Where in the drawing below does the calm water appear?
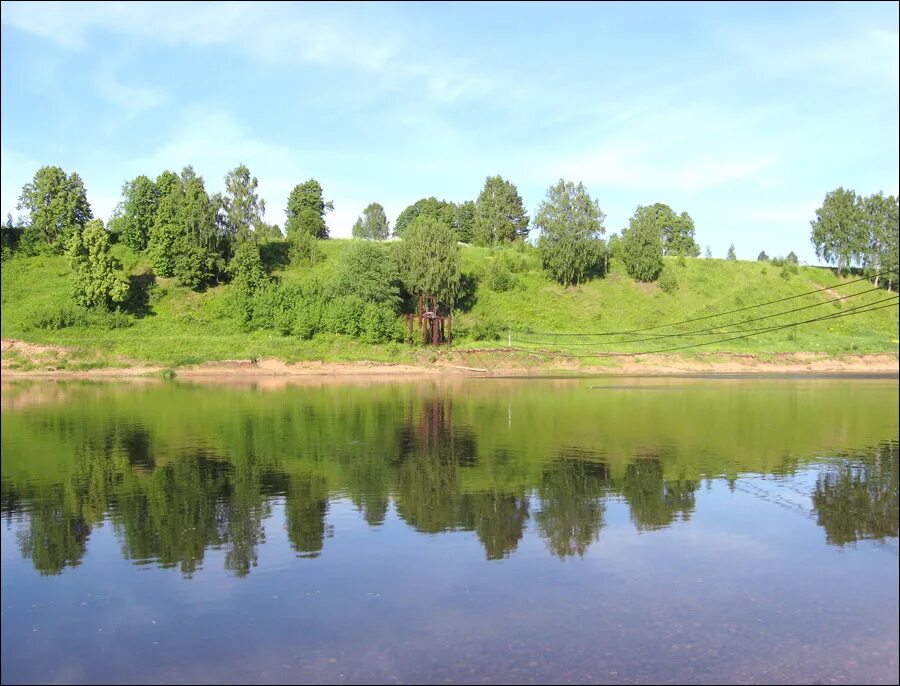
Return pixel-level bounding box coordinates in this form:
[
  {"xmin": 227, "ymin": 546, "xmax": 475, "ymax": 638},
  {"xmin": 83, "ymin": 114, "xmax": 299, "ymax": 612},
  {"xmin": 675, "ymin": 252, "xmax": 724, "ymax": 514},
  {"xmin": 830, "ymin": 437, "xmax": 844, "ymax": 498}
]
[{"xmin": 1, "ymin": 376, "xmax": 898, "ymax": 685}]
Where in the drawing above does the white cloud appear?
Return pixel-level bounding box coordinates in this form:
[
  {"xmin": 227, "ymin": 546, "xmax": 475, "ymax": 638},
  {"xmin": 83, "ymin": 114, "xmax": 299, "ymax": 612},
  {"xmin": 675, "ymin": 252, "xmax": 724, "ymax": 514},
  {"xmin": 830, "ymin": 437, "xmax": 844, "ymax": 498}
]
[
  {"xmin": 95, "ymin": 74, "xmax": 167, "ymax": 117},
  {"xmin": 1, "ymin": 2, "xmax": 494, "ymax": 105}
]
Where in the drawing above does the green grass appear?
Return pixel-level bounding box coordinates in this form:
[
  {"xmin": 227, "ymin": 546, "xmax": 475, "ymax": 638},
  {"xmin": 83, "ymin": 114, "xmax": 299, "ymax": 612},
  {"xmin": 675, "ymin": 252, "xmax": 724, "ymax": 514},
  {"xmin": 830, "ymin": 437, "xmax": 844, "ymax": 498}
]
[{"xmin": 2, "ymin": 239, "xmax": 897, "ymax": 369}]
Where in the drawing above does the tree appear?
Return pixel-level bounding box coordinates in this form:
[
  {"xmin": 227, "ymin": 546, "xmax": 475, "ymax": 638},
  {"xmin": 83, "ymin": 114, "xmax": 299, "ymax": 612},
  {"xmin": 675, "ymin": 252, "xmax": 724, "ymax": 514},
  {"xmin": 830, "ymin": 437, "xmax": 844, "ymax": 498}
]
[
  {"xmin": 620, "ymin": 205, "xmax": 664, "ymax": 282},
  {"xmin": 224, "ymin": 164, "xmax": 266, "ymax": 245},
  {"xmin": 120, "ymin": 175, "xmax": 159, "ymax": 251},
  {"xmin": 394, "ymin": 216, "xmax": 461, "ymax": 305},
  {"xmin": 636, "ymin": 203, "xmax": 699, "ymax": 257},
  {"xmin": 473, "ymin": 175, "xmax": 529, "ymax": 246},
  {"xmin": 285, "ymin": 179, "xmax": 332, "ymax": 239},
  {"xmin": 727, "ymin": 243, "xmax": 737, "ymax": 260},
  {"xmin": 393, "ymin": 197, "xmax": 456, "ymax": 238},
  {"xmin": 17, "ymin": 166, "xmax": 92, "ymax": 253},
  {"xmin": 65, "ymin": 219, "xmax": 128, "ymax": 309},
  {"xmin": 861, "ymin": 193, "xmax": 899, "ymax": 288},
  {"xmin": 351, "ymin": 202, "xmax": 390, "ymax": 240},
  {"xmin": 705, "ymin": 245, "xmax": 712, "ymax": 259},
  {"xmin": 453, "ymin": 200, "xmax": 476, "ymax": 244},
  {"xmin": 757, "ymin": 251, "xmax": 769, "ymax": 261},
  {"xmin": 228, "ymin": 239, "xmax": 267, "ymax": 294},
  {"xmin": 810, "ymin": 187, "xmax": 866, "ymax": 275},
  {"xmin": 786, "ymin": 251, "xmax": 799, "ymax": 264},
  {"xmin": 535, "ymin": 179, "xmax": 606, "ymax": 286},
  {"xmin": 147, "ymin": 170, "xmax": 185, "ymax": 277},
  {"xmin": 179, "ymin": 166, "xmax": 218, "ymax": 252}
]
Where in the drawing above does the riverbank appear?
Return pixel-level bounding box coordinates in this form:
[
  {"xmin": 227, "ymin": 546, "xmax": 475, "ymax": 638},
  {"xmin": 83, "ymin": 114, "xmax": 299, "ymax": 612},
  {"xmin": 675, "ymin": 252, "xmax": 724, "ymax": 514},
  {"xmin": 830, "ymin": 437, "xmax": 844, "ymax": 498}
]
[{"xmin": 3, "ymin": 338, "xmax": 897, "ymax": 378}]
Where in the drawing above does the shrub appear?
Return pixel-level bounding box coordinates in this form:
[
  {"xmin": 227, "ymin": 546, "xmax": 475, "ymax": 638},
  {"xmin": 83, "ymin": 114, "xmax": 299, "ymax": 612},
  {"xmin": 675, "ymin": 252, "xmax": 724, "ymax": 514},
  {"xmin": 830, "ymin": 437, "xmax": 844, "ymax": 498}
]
[
  {"xmin": 472, "ymin": 320, "xmax": 502, "ymax": 341},
  {"xmin": 331, "ymin": 241, "xmax": 401, "ymax": 308},
  {"xmin": 486, "ymin": 258, "xmax": 516, "ymax": 292},
  {"xmin": 174, "ymin": 244, "xmax": 216, "ymax": 290},
  {"xmin": 658, "ymin": 268, "xmax": 679, "ymax": 294},
  {"xmin": 322, "ymin": 295, "xmax": 366, "ymax": 337},
  {"xmin": 289, "ymin": 231, "xmax": 320, "ymax": 266},
  {"xmin": 360, "ymin": 303, "xmax": 404, "ymax": 343}
]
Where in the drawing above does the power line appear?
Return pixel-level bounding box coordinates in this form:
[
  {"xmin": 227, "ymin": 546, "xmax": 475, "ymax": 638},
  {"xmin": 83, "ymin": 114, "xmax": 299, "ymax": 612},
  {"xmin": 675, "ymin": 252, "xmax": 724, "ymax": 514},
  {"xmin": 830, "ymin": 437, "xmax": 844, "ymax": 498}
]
[
  {"xmin": 512, "ymin": 269, "xmax": 898, "ymax": 337},
  {"xmin": 504, "ymin": 296, "xmax": 899, "ymax": 358},
  {"xmin": 516, "ymin": 286, "xmax": 891, "ymax": 345}
]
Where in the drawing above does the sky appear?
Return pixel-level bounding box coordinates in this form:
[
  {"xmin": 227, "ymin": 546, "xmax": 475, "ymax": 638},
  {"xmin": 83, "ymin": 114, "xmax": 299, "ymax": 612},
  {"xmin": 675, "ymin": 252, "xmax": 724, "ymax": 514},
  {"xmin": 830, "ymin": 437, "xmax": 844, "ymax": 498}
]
[{"xmin": 1, "ymin": 1, "xmax": 897, "ymax": 263}]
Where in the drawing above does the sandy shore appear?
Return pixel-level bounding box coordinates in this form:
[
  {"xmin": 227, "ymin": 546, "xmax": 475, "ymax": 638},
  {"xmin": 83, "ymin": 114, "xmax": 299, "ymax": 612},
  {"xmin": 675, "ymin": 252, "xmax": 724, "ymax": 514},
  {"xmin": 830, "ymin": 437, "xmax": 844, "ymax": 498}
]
[{"xmin": 2, "ymin": 338, "xmax": 897, "ymax": 380}]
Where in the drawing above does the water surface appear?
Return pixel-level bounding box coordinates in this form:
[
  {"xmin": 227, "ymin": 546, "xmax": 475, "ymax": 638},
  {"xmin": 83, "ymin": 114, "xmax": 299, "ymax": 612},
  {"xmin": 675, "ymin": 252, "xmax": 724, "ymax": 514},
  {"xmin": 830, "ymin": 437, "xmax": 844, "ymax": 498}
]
[{"xmin": 2, "ymin": 376, "xmax": 898, "ymax": 684}]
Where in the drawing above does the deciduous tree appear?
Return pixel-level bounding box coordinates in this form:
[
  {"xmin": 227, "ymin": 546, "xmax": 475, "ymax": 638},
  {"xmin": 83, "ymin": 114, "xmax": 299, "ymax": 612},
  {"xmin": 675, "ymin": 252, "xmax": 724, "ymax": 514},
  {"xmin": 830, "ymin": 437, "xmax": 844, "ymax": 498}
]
[
  {"xmin": 473, "ymin": 175, "xmax": 529, "ymax": 246},
  {"xmin": 535, "ymin": 179, "xmax": 605, "ymax": 286},
  {"xmin": 66, "ymin": 219, "xmax": 128, "ymax": 309},
  {"xmin": 620, "ymin": 205, "xmax": 664, "ymax": 282},
  {"xmin": 17, "ymin": 166, "xmax": 92, "ymax": 253}
]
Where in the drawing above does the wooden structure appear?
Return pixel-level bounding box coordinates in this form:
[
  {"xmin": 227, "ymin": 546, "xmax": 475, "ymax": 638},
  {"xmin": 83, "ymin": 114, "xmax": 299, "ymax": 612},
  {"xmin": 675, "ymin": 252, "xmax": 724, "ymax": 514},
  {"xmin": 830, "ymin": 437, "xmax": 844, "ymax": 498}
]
[{"xmin": 406, "ymin": 294, "xmax": 452, "ymax": 345}]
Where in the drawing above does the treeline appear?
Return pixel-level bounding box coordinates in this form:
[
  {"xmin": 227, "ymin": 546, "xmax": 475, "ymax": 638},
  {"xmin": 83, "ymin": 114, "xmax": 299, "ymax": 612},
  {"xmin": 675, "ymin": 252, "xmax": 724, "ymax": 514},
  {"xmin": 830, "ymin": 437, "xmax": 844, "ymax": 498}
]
[{"xmin": 2, "ymin": 165, "xmax": 896, "ymax": 342}]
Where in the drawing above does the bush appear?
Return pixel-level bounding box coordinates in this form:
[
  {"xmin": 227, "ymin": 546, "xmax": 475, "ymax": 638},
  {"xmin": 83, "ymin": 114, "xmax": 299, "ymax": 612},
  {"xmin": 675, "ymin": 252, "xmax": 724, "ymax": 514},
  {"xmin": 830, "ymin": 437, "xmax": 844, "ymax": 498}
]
[
  {"xmin": 331, "ymin": 241, "xmax": 401, "ymax": 308},
  {"xmin": 23, "ymin": 302, "xmax": 132, "ymax": 331},
  {"xmin": 472, "ymin": 320, "xmax": 502, "ymax": 341},
  {"xmin": 321, "ymin": 295, "xmax": 366, "ymax": 337},
  {"xmin": 174, "ymin": 244, "xmax": 216, "ymax": 290},
  {"xmin": 360, "ymin": 303, "xmax": 404, "ymax": 343},
  {"xmin": 289, "ymin": 232, "xmax": 320, "ymax": 266},
  {"xmin": 780, "ymin": 263, "xmax": 798, "ymax": 280},
  {"xmin": 250, "ymin": 283, "xmax": 296, "ymax": 335},
  {"xmin": 658, "ymin": 268, "xmax": 679, "ymax": 294},
  {"xmin": 486, "ymin": 258, "xmax": 516, "ymax": 292}
]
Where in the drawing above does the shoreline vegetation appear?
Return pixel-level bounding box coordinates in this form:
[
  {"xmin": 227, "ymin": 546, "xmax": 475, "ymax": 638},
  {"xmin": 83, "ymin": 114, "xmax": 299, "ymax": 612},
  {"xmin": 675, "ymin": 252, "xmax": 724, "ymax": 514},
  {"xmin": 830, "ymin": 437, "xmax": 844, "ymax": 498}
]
[{"xmin": 3, "ymin": 168, "xmax": 897, "ymax": 375}]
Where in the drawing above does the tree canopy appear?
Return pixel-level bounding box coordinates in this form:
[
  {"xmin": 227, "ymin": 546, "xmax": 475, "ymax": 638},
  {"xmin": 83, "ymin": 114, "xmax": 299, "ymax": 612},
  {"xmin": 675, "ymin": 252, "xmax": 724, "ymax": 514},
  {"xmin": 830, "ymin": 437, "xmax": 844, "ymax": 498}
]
[
  {"xmin": 394, "ymin": 215, "xmax": 461, "ymax": 305},
  {"xmin": 286, "ymin": 179, "xmax": 333, "ymax": 240},
  {"xmin": 66, "ymin": 219, "xmax": 128, "ymax": 309},
  {"xmin": 535, "ymin": 179, "xmax": 606, "ymax": 286},
  {"xmin": 17, "ymin": 166, "xmax": 92, "ymax": 253},
  {"xmin": 620, "ymin": 205, "xmax": 665, "ymax": 282},
  {"xmin": 224, "ymin": 164, "xmax": 266, "ymax": 244},
  {"xmin": 635, "ymin": 203, "xmax": 700, "ymax": 257},
  {"xmin": 351, "ymin": 202, "xmax": 390, "ymax": 240},
  {"xmin": 473, "ymin": 175, "xmax": 529, "ymax": 246},
  {"xmin": 393, "ymin": 197, "xmax": 456, "ymax": 238}
]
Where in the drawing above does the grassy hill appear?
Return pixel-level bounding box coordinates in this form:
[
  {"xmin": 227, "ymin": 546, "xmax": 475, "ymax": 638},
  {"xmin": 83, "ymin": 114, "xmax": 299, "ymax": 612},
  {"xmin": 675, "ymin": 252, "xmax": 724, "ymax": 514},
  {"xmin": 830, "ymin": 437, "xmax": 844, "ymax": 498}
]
[{"xmin": 1, "ymin": 239, "xmax": 897, "ymax": 370}]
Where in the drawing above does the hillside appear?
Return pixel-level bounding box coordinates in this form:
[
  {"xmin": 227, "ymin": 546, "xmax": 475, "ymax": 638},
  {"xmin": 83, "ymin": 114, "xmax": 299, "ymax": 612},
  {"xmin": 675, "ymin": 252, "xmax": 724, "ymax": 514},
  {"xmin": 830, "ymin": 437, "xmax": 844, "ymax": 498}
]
[{"xmin": 1, "ymin": 239, "xmax": 898, "ymax": 372}]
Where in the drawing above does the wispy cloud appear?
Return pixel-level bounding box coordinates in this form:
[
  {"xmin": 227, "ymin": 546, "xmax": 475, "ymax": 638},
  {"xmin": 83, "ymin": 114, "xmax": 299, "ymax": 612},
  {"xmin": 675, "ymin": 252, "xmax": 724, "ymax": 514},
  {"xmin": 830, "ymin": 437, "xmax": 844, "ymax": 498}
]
[
  {"xmin": 1, "ymin": 2, "xmax": 496, "ymax": 105},
  {"xmin": 95, "ymin": 74, "xmax": 167, "ymax": 118}
]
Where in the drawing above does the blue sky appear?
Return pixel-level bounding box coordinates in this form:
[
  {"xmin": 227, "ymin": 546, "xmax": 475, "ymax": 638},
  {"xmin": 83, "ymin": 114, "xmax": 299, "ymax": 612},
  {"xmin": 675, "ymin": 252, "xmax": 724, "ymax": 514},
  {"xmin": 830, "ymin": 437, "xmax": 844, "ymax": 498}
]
[{"xmin": 1, "ymin": 1, "xmax": 897, "ymax": 262}]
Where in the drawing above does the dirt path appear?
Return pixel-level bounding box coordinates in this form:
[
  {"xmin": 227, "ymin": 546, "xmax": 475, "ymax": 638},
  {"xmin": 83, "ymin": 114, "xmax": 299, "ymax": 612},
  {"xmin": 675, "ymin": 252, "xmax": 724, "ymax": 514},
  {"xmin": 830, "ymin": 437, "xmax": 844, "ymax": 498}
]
[{"xmin": 2, "ymin": 338, "xmax": 897, "ymax": 379}]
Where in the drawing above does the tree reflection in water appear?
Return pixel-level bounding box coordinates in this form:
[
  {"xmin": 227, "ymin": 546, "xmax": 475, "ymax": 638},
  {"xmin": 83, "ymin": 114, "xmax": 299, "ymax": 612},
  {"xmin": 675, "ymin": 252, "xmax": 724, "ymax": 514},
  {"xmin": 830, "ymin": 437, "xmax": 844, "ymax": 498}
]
[{"xmin": 2, "ymin": 385, "xmax": 896, "ymax": 576}]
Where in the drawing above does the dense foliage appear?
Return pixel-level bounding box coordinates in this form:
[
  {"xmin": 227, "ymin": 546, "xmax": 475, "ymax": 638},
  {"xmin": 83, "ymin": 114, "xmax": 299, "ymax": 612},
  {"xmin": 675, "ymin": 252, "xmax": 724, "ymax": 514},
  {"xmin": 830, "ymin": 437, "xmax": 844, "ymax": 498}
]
[
  {"xmin": 811, "ymin": 187, "xmax": 899, "ymax": 286},
  {"xmin": 394, "ymin": 216, "xmax": 462, "ymax": 305},
  {"xmin": 535, "ymin": 180, "xmax": 605, "ymax": 286},
  {"xmin": 351, "ymin": 202, "xmax": 390, "ymax": 240},
  {"xmin": 620, "ymin": 205, "xmax": 665, "ymax": 282},
  {"xmin": 473, "ymin": 175, "xmax": 529, "ymax": 246},
  {"xmin": 16, "ymin": 166, "xmax": 92, "ymax": 254},
  {"xmin": 65, "ymin": 219, "xmax": 128, "ymax": 309}
]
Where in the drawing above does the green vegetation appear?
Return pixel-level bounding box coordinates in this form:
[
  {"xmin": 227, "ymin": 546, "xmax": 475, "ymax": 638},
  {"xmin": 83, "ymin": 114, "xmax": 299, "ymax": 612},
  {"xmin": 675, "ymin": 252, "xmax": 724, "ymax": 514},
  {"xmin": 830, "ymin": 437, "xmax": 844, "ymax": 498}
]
[
  {"xmin": 2, "ymin": 165, "xmax": 897, "ymax": 369},
  {"xmin": 811, "ymin": 188, "xmax": 899, "ymax": 287},
  {"xmin": 2, "ymin": 240, "xmax": 898, "ymax": 368},
  {"xmin": 535, "ymin": 179, "xmax": 605, "ymax": 286},
  {"xmin": 473, "ymin": 175, "xmax": 529, "ymax": 246},
  {"xmin": 351, "ymin": 202, "xmax": 390, "ymax": 240}
]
